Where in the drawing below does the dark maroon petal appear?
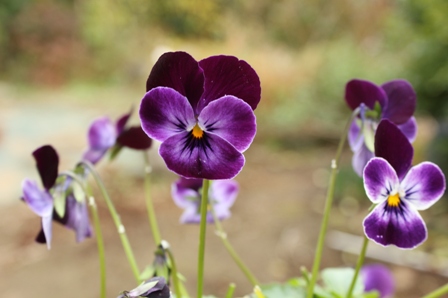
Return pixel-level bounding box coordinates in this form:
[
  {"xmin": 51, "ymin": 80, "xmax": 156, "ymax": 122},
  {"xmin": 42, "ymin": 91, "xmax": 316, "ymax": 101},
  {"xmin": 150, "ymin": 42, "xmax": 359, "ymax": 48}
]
[
  {"xmin": 345, "ymin": 79, "xmax": 387, "ymax": 111},
  {"xmin": 159, "ymin": 132, "xmax": 245, "ymax": 180},
  {"xmin": 146, "ymin": 52, "xmax": 204, "ymax": 111},
  {"xmin": 375, "ymin": 119, "xmax": 413, "ymax": 181},
  {"xmin": 117, "ymin": 126, "xmax": 152, "ymax": 150},
  {"xmin": 197, "ymin": 55, "xmax": 261, "ymax": 112},
  {"xmin": 381, "ymin": 79, "xmax": 416, "ymax": 125},
  {"xmin": 116, "ymin": 108, "xmax": 133, "ymax": 134},
  {"xmin": 32, "ymin": 145, "xmax": 59, "ymax": 190}
]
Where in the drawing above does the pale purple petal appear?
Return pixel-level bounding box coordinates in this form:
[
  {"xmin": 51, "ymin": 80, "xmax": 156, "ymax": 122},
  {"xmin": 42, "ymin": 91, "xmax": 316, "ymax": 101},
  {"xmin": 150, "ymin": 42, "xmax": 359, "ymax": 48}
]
[
  {"xmin": 352, "ymin": 143, "xmax": 374, "ymax": 177},
  {"xmin": 171, "ymin": 179, "xmax": 200, "ymax": 209},
  {"xmin": 82, "ymin": 149, "xmax": 108, "ymax": 165},
  {"xmin": 363, "ymin": 158, "xmax": 399, "ymax": 204},
  {"xmin": 65, "ymin": 196, "xmax": 93, "ymax": 243},
  {"xmin": 345, "ymin": 79, "xmax": 387, "ymax": 111},
  {"xmin": 22, "ymin": 179, "xmax": 53, "ymax": 217},
  {"xmin": 86, "ymin": 117, "xmax": 116, "ymax": 150},
  {"xmin": 42, "ymin": 215, "xmax": 53, "ymax": 249},
  {"xmin": 361, "ymin": 264, "xmax": 394, "ymax": 298},
  {"xmin": 197, "ymin": 55, "xmax": 261, "ymax": 112},
  {"xmin": 397, "ymin": 116, "xmax": 417, "ymax": 143},
  {"xmin": 401, "ymin": 162, "xmax": 446, "ymax": 210},
  {"xmin": 32, "ymin": 145, "xmax": 59, "ymax": 190},
  {"xmin": 198, "ymin": 96, "xmax": 256, "ymax": 152},
  {"xmin": 348, "ymin": 120, "xmax": 363, "ymax": 152},
  {"xmin": 180, "ymin": 205, "xmax": 201, "ymax": 224},
  {"xmin": 159, "ymin": 132, "xmax": 245, "ymax": 180},
  {"xmin": 211, "ymin": 180, "xmax": 238, "ymax": 209},
  {"xmin": 363, "ymin": 200, "xmax": 427, "ymax": 249},
  {"xmin": 140, "ymin": 87, "xmax": 196, "ymax": 142},
  {"xmin": 381, "ymin": 79, "xmax": 416, "ymax": 125}
]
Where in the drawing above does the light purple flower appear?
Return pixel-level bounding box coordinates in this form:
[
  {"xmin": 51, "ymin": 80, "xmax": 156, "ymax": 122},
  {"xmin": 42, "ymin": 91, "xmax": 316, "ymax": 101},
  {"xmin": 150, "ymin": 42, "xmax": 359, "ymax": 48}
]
[
  {"xmin": 83, "ymin": 110, "xmax": 152, "ymax": 164},
  {"xmin": 361, "ymin": 264, "xmax": 394, "ymax": 298},
  {"xmin": 346, "ymin": 79, "xmax": 417, "ymax": 176},
  {"xmin": 140, "ymin": 51, "xmax": 260, "ymax": 180},
  {"xmin": 363, "ymin": 120, "xmax": 445, "ymax": 249},
  {"xmin": 171, "ymin": 177, "xmax": 238, "ymax": 224},
  {"xmin": 117, "ymin": 277, "xmax": 170, "ymax": 298}
]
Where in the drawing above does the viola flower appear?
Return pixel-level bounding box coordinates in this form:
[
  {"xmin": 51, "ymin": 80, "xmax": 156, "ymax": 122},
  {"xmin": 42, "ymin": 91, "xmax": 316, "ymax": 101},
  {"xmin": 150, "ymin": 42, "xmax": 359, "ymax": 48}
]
[
  {"xmin": 117, "ymin": 277, "xmax": 170, "ymax": 298},
  {"xmin": 83, "ymin": 109, "xmax": 152, "ymax": 164},
  {"xmin": 171, "ymin": 177, "xmax": 238, "ymax": 224},
  {"xmin": 140, "ymin": 51, "xmax": 260, "ymax": 179},
  {"xmin": 345, "ymin": 79, "xmax": 417, "ymax": 176},
  {"xmin": 363, "ymin": 120, "xmax": 445, "ymax": 249},
  {"xmin": 361, "ymin": 264, "xmax": 394, "ymax": 298}
]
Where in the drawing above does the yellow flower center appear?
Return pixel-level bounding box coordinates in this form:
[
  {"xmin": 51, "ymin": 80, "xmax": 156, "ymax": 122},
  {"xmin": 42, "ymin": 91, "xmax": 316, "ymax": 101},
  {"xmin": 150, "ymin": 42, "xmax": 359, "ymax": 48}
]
[
  {"xmin": 192, "ymin": 123, "xmax": 204, "ymax": 139},
  {"xmin": 387, "ymin": 193, "xmax": 400, "ymax": 207}
]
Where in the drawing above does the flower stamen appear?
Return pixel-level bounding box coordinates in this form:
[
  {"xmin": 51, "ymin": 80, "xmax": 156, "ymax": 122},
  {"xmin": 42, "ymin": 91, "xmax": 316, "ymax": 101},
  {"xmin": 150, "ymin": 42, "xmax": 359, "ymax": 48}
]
[
  {"xmin": 192, "ymin": 123, "xmax": 204, "ymax": 139},
  {"xmin": 387, "ymin": 193, "xmax": 400, "ymax": 207}
]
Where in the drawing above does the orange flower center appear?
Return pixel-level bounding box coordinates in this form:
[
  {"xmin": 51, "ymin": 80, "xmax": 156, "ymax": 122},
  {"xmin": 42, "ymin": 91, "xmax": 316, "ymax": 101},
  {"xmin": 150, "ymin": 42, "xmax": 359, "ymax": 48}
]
[
  {"xmin": 192, "ymin": 123, "xmax": 204, "ymax": 139},
  {"xmin": 387, "ymin": 193, "xmax": 400, "ymax": 207}
]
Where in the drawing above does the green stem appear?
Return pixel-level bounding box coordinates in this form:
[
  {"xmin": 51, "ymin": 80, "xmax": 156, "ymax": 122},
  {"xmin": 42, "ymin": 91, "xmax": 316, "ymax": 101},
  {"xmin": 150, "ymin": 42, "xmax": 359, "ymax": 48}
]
[
  {"xmin": 143, "ymin": 152, "xmax": 162, "ymax": 245},
  {"xmin": 422, "ymin": 284, "xmax": 448, "ymax": 298},
  {"xmin": 346, "ymin": 236, "xmax": 369, "ymax": 298},
  {"xmin": 225, "ymin": 283, "xmax": 236, "ymax": 298},
  {"xmin": 210, "ymin": 200, "xmax": 260, "ymax": 286},
  {"xmin": 197, "ymin": 179, "xmax": 210, "ymax": 298},
  {"xmin": 80, "ymin": 161, "xmax": 141, "ymax": 283},
  {"xmin": 88, "ymin": 196, "xmax": 107, "ymax": 298},
  {"xmin": 165, "ymin": 242, "xmax": 182, "ymax": 298},
  {"xmin": 307, "ymin": 108, "xmax": 360, "ymax": 298}
]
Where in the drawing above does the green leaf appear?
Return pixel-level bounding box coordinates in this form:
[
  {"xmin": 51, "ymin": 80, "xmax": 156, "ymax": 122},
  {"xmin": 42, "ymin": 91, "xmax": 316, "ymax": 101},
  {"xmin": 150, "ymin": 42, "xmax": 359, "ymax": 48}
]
[
  {"xmin": 53, "ymin": 187, "xmax": 67, "ymax": 218},
  {"xmin": 72, "ymin": 181, "xmax": 85, "ymax": 203},
  {"xmin": 321, "ymin": 268, "xmax": 364, "ymax": 298},
  {"xmin": 139, "ymin": 265, "xmax": 155, "ymax": 280},
  {"xmin": 362, "ymin": 124, "xmax": 375, "ymax": 152},
  {"xmin": 256, "ymin": 279, "xmax": 307, "ymax": 298}
]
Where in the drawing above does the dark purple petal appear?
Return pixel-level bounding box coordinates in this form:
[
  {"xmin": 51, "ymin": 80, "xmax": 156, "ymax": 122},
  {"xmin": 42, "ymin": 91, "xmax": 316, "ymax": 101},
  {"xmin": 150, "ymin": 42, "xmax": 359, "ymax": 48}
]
[
  {"xmin": 32, "ymin": 145, "xmax": 59, "ymax": 190},
  {"xmin": 197, "ymin": 55, "xmax": 261, "ymax": 112},
  {"xmin": 397, "ymin": 116, "xmax": 417, "ymax": 143},
  {"xmin": 401, "ymin": 162, "xmax": 446, "ymax": 210},
  {"xmin": 140, "ymin": 87, "xmax": 196, "ymax": 142},
  {"xmin": 363, "ymin": 200, "xmax": 427, "ymax": 249},
  {"xmin": 363, "ymin": 158, "xmax": 399, "ymax": 204},
  {"xmin": 159, "ymin": 132, "xmax": 245, "ymax": 179},
  {"xmin": 348, "ymin": 120, "xmax": 363, "ymax": 152},
  {"xmin": 352, "ymin": 143, "xmax": 374, "ymax": 177},
  {"xmin": 381, "ymin": 79, "xmax": 416, "ymax": 125},
  {"xmin": 146, "ymin": 51, "xmax": 204, "ymax": 111},
  {"xmin": 375, "ymin": 119, "xmax": 413, "ymax": 180},
  {"xmin": 116, "ymin": 108, "xmax": 133, "ymax": 134},
  {"xmin": 361, "ymin": 264, "xmax": 394, "ymax": 298},
  {"xmin": 22, "ymin": 179, "xmax": 53, "ymax": 217},
  {"xmin": 117, "ymin": 126, "xmax": 153, "ymax": 150},
  {"xmin": 345, "ymin": 79, "xmax": 387, "ymax": 111},
  {"xmin": 198, "ymin": 96, "xmax": 257, "ymax": 152},
  {"xmin": 65, "ymin": 196, "xmax": 93, "ymax": 243}
]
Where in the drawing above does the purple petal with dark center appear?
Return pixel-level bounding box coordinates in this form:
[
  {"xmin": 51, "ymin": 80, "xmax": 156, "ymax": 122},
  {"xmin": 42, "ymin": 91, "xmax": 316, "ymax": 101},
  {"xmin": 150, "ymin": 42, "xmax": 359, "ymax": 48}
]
[
  {"xmin": 381, "ymin": 79, "xmax": 416, "ymax": 125},
  {"xmin": 197, "ymin": 55, "xmax": 261, "ymax": 112},
  {"xmin": 352, "ymin": 143, "xmax": 374, "ymax": 177},
  {"xmin": 146, "ymin": 51, "xmax": 204, "ymax": 111},
  {"xmin": 363, "ymin": 200, "xmax": 427, "ymax": 249},
  {"xmin": 363, "ymin": 158, "xmax": 399, "ymax": 204},
  {"xmin": 159, "ymin": 132, "xmax": 245, "ymax": 179},
  {"xmin": 140, "ymin": 87, "xmax": 196, "ymax": 142},
  {"xmin": 32, "ymin": 145, "xmax": 59, "ymax": 190},
  {"xmin": 198, "ymin": 96, "xmax": 256, "ymax": 152},
  {"xmin": 345, "ymin": 79, "xmax": 387, "ymax": 111},
  {"xmin": 397, "ymin": 116, "xmax": 417, "ymax": 143},
  {"xmin": 348, "ymin": 120, "xmax": 363, "ymax": 152},
  {"xmin": 374, "ymin": 119, "xmax": 413, "ymax": 180},
  {"xmin": 117, "ymin": 126, "xmax": 152, "ymax": 150},
  {"xmin": 361, "ymin": 264, "xmax": 394, "ymax": 298},
  {"xmin": 65, "ymin": 196, "xmax": 93, "ymax": 242},
  {"xmin": 401, "ymin": 162, "xmax": 446, "ymax": 210},
  {"xmin": 116, "ymin": 108, "xmax": 133, "ymax": 134},
  {"xmin": 22, "ymin": 179, "xmax": 53, "ymax": 217}
]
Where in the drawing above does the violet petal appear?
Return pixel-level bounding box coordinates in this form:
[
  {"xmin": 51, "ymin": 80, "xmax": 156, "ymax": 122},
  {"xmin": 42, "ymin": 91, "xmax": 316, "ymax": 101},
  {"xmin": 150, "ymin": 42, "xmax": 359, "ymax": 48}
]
[
  {"xmin": 117, "ymin": 126, "xmax": 152, "ymax": 150},
  {"xmin": 397, "ymin": 116, "xmax": 417, "ymax": 143},
  {"xmin": 345, "ymin": 79, "xmax": 387, "ymax": 111},
  {"xmin": 381, "ymin": 79, "xmax": 416, "ymax": 125},
  {"xmin": 171, "ymin": 179, "xmax": 200, "ymax": 209},
  {"xmin": 42, "ymin": 215, "xmax": 53, "ymax": 249},
  {"xmin": 352, "ymin": 143, "xmax": 374, "ymax": 177},
  {"xmin": 348, "ymin": 120, "xmax": 363, "ymax": 152},
  {"xmin": 32, "ymin": 145, "xmax": 59, "ymax": 190},
  {"xmin": 22, "ymin": 179, "xmax": 54, "ymax": 217},
  {"xmin": 361, "ymin": 264, "xmax": 394, "ymax": 298},
  {"xmin": 401, "ymin": 162, "xmax": 446, "ymax": 210},
  {"xmin": 65, "ymin": 196, "xmax": 93, "ymax": 243},
  {"xmin": 363, "ymin": 158, "xmax": 399, "ymax": 204}
]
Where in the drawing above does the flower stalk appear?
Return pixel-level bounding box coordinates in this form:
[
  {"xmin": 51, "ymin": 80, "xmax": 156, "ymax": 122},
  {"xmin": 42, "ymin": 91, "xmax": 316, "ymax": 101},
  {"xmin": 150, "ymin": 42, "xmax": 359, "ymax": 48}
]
[
  {"xmin": 422, "ymin": 284, "xmax": 448, "ymax": 298},
  {"xmin": 164, "ymin": 242, "xmax": 183, "ymax": 298},
  {"xmin": 89, "ymin": 196, "xmax": 107, "ymax": 298},
  {"xmin": 197, "ymin": 179, "xmax": 210, "ymax": 298},
  {"xmin": 346, "ymin": 236, "xmax": 369, "ymax": 298},
  {"xmin": 143, "ymin": 151, "xmax": 162, "ymax": 245}
]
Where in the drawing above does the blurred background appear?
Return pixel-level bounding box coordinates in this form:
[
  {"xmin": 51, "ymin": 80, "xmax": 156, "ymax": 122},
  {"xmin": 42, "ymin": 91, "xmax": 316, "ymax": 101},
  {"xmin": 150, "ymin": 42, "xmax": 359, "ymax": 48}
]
[{"xmin": 1, "ymin": 0, "xmax": 448, "ymax": 297}]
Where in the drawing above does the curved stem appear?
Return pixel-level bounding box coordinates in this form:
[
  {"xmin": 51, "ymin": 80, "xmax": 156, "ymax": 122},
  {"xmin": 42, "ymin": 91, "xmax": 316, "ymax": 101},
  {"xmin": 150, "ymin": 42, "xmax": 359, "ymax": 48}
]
[
  {"xmin": 422, "ymin": 284, "xmax": 448, "ymax": 298},
  {"xmin": 225, "ymin": 283, "xmax": 236, "ymax": 298},
  {"xmin": 197, "ymin": 179, "xmax": 210, "ymax": 298},
  {"xmin": 79, "ymin": 161, "xmax": 141, "ymax": 283},
  {"xmin": 307, "ymin": 108, "xmax": 360, "ymax": 298},
  {"xmin": 143, "ymin": 152, "xmax": 162, "ymax": 245},
  {"xmin": 165, "ymin": 243, "xmax": 182, "ymax": 298},
  {"xmin": 89, "ymin": 196, "xmax": 107, "ymax": 298},
  {"xmin": 346, "ymin": 236, "xmax": 369, "ymax": 298}
]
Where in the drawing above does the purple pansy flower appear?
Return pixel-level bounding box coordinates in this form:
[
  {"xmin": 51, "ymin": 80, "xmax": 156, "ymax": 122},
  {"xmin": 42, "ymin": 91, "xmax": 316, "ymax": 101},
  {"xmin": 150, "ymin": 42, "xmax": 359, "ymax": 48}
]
[
  {"xmin": 361, "ymin": 264, "xmax": 394, "ymax": 298},
  {"xmin": 22, "ymin": 145, "xmax": 92, "ymax": 248},
  {"xmin": 171, "ymin": 177, "xmax": 238, "ymax": 224},
  {"xmin": 363, "ymin": 120, "xmax": 445, "ymax": 249},
  {"xmin": 345, "ymin": 79, "xmax": 417, "ymax": 176},
  {"xmin": 140, "ymin": 51, "xmax": 260, "ymax": 180},
  {"xmin": 83, "ymin": 109, "xmax": 152, "ymax": 164},
  {"xmin": 117, "ymin": 277, "xmax": 170, "ymax": 298}
]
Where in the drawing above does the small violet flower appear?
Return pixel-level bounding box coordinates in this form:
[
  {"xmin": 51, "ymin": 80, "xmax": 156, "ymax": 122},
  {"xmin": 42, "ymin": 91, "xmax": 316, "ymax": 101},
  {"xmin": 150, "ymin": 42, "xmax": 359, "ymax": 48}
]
[
  {"xmin": 171, "ymin": 177, "xmax": 238, "ymax": 224},
  {"xmin": 361, "ymin": 264, "xmax": 394, "ymax": 298},
  {"xmin": 22, "ymin": 145, "xmax": 92, "ymax": 248},
  {"xmin": 140, "ymin": 51, "xmax": 261, "ymax": 180},
  {"xmin": 345, "ymin": 79, "xmax": 417, "ymax": 176},
  {"xmin": 117, "ymin": 277, "xmax": 170, "ymax": 298},
  {"xmin": 83, "ymin": 109, "xmax": 152, "ymax": 164},
  {"xmin": 363, "ymin": 120, "xmax": 445, "ymax": 249}
]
